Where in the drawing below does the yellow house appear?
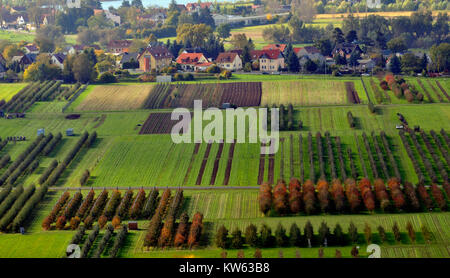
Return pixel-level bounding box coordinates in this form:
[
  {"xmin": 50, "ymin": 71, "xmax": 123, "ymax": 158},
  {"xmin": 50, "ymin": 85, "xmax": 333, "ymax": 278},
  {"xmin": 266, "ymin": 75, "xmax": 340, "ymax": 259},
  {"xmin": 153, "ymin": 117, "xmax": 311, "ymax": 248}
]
[
  {"xmin": 259, "ymin": 49, "xmax": 285, "ymax": 72},
  {"xmin": 137, "ymin": 44, "xmax": 173, "ymax": 72}
]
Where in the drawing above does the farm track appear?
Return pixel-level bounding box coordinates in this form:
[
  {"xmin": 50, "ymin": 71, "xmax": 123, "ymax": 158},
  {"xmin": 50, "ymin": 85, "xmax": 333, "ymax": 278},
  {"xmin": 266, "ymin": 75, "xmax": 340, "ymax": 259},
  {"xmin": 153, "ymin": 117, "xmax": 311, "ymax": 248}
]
[
  {"xmin": 195, "ymin": 143, "xmax": 212, "ymax": 185},
  {"xmin": 345, "ymin": 82, "xmax": 361, "ymax": 104},
  {"xmin": 182, "ymin": 143, "xmax": 201, "ymax": 185},
  {"xmin": 209, "ymin": 143, "xmax": 224, "ymax": 185},
  {"xmin": 257, "ymin": 153, "xmax": 265, "ymax": 185},
  {"xmin": 435, "ymin": 81, "xmax": 450, "ymax": 102},
  {"xmin": 223, "ymin": 143, "xmax": 236, "ymax": 185}
]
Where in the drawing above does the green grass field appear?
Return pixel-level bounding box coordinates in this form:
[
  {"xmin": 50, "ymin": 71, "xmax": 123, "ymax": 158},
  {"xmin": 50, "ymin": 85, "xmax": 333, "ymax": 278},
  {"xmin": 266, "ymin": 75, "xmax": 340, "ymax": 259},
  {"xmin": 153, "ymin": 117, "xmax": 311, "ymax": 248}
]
[{"xmin": 0, "ymin": 83, "xmax": 28, "ymax": 102}]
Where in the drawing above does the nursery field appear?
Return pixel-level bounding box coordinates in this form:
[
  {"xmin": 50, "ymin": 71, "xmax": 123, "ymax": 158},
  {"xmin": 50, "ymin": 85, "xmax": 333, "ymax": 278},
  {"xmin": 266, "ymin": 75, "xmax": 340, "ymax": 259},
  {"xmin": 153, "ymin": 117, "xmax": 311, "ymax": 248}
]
[
  {"xmin": 75, "ymin": 84, "xmax": 154, "ymax": 111},
  {"xmin": 0, "ymin": 77, "xmax": 449, "ymax": 259},
  {"xmin": 261, "ymin": 80, "xmax": 363, "ymax": 106}
]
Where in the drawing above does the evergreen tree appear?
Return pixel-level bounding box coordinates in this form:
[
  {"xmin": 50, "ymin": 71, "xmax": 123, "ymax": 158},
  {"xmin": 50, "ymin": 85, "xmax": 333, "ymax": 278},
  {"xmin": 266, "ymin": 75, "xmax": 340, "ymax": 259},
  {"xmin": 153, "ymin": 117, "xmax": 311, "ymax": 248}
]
[
  {"xmin": 389, "ymin": 55, "xmax": 401, "ymax": 74},
  {"xmin": 245, "ymin": 224, "xmax": 258, "ymax": 247},
  {"xmin": 304, "ymin": 221, "xmax": 314, "ymax": 247},
  {"xmin": 289, "ymin": 223, "xmax": 302, "ymax": 247},
  {"xmin": 286, "ymin": 43, "xmax": 300, "ymax": 72},
  {"xmin": 260, "ymin": 224, "xmax": 273, "ymax": 247},
  {"xmin": 318, "ymin": 221, "xmax": 330, "ymax": 246},
  {"xmin": 215, "ymin": 225, "xmax": 228, "ymax": 249},
  {"xmin": 242, "ymin": 45, "xmax": 252, "ymax": 64},
  {"xmin": 231, "ymin": 228, "xmax": 244, "ymax": 249},
  {"xmin": 275, "ymin": 223, "xmax": 288, "ymax": 247},
  {"xmin": 333, "ymin": 223, "xmax": 345, "ymax": 246},
  {"xmin": 348, "ymin": 222, "xmax": 358, "ymax": 244}
]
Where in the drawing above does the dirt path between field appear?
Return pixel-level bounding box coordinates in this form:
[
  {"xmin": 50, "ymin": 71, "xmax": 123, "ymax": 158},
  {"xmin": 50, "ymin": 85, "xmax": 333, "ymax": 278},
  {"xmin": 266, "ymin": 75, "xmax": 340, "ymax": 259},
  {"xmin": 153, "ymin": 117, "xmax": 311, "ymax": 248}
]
[
  {"xmin": 223, "ymin": 143, "xmax": 236, "ymax": 185},
  {"xmin": 196, "ymin": 143, "xmax": 212, "ymax": 185},
  {"xmin": 182, "ymin": 143, "xmax": 201, "ymax": 185},
  {"xmin": 209, "ymin": 143, "xmax": 224, "ymax": 185}
]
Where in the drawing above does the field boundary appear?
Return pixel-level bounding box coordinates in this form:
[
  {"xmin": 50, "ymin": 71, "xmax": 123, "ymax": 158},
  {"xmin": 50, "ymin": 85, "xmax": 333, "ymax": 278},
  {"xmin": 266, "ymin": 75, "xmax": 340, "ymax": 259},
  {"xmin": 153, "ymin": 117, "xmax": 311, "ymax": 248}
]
[{"xmin": 62, "ymin": 83, "xmax": 88, "ymax": 112}]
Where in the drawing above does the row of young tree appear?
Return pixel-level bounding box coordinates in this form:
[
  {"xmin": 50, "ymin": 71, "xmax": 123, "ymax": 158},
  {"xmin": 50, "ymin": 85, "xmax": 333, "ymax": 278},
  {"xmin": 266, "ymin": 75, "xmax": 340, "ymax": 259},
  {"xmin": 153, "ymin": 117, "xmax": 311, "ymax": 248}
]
[
  {"xmin": 0, "ymin": 183, "xmax": 48, "ymax": 232},
  {"xmin": 0, "ymin": 133, "xmax": 57, "ymax": 187},
  {"xmin": 259, "ymin": 177, "xmax": 448, "ymax": 216},
  {"xmin": 40, "ymin": 131, "xmax": 94, "ymax": 187},
  {"xmin": 399, "ymin": 129, "xmax": 449, "ymax": 185},
  {"xmin": 215, "ymin": 220, "xmax": 433, "ymax": 250},
  {"xmin": 143, "ymin": 189, "xmax": 196, "ymax": 249},
  {"xmin": 43, "ymin": 188, "xmax": 186, "ymax": 231}
]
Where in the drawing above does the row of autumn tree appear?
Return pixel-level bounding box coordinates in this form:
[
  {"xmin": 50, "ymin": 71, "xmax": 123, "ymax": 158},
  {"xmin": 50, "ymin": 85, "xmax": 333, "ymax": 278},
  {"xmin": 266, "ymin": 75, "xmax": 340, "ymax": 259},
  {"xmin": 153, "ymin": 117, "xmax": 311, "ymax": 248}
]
[
  {"xmin": 215, "ymin": 220, "xmax": 433, "ymax": 250},
  {"xmin": 143, "ymin": 189, "xmax": 204, "ymax": 249},
  {"xmin": 259, "ymin": 177, "xmax": 449, "ymax": 216}
]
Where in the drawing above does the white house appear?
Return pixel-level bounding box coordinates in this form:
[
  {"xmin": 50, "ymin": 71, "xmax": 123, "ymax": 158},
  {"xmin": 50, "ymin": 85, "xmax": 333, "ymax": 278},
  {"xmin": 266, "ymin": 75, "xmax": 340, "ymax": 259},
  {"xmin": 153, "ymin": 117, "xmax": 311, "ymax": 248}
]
[
  {"xmin": 51, "ymin": 53, "xmax": 66, "ymax": 70},
  {"xmin": 367, "ymin": 0, "xmax": 382, "ymax": 9}
]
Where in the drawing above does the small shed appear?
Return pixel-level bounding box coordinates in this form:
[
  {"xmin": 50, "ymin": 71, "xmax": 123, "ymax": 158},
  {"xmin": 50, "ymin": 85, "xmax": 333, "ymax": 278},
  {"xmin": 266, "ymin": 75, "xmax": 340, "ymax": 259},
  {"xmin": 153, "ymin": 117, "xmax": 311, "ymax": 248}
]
[
  {"xmin": 37, "ymin": 128, "xmax": 45, "ymax": 136},
  {"xmin": 156, "ymin": 75, "xmax": 172, "ymax": 83},
  {"xmin": 128, "ymin": 221, "xmax": 138, "ymax": 230},
  {"xmin": 66, "ymin": 128, "xmax": 74, "ymax": 136}
]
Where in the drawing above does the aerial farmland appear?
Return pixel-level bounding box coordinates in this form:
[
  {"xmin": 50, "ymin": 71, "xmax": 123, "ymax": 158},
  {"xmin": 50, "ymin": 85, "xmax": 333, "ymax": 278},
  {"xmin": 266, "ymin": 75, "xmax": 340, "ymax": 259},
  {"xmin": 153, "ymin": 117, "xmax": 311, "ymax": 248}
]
[{"xmin": 0, "ymin": 74, "xmax": 449, "ymax": 259}]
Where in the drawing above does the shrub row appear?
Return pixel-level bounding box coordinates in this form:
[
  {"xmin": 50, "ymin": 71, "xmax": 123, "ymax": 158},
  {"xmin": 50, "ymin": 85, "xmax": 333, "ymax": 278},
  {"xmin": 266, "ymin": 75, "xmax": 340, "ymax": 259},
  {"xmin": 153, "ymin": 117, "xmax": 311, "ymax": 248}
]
[
  {"xmin": 380, "ymin": 132, "xmax": 401, "ymax": 180},
  {"xmin": 307, "ymin": 133, "xmax": 314, "ymax": 182},
  {"xmin": 116, "ymin": 189, "xmax": 133, "ymax": 219},
  {"xmin": 80, "ymin": 225, "xmax": 100, "ymax": 258},
  {"xmin": 420, "ymin": 131, "xmax": 448, "ymax": 182},
  {"xmin": 83, "ymin": 190, "xmax": 108, "ymax": 229},
  {"xmin": 42, "ymin": 133, "xmax": 62, "ymax": 156},
  {"xmin": 44, "ymin": 132, "xmax": 89, "ymax": 186},
  {"xmin": 430, "ymin": 130, "xmax": 450, "ymax": 167},
  {"xmin": 129, "ymin": 189, "xmax": 146, "ymax": 220},
  {"xmin": 42, "ymin": 191, "xmax": 70, "ymax": 230},
  {"xmin": 187, "ymin": 212, "xmax": 204, "ymax": 248},
  {"xmin": 79, "ymin": 169, "xmax": 90, "ymax": 186},
  {"xmin": 70, "ymin": 225, "xmax": 86, "ymax": 245},
  {"xmin": 0, "ymin": 185, "xmax": 24, "ymax": 219},
  {"xmin": 10, "ymin": 185, "xmax": 48, "ymax": 232},
  {"xmin": 336, "ymin": 137, "xmax": 347, "ymax": 181},
  {"xmin": 0, "ymin": 184, "xmax": 35, "ymax": 231},
  {"xmin": 399, "ymin": 131, "xmax": 425, "ymax": 184},
  {"xmin": 316, "ymin": 132, "xmax": 325, "ymax": 179},
  {"xmin": 76, "ymin": 190, "xmax": 94, "ymax": 220},
  {"xmin": 142, "ymin": 188, "xmax": 159, "ymax": 219},
  {"xmin": 325, "ymin": 132, "xmax": 336, "ymax": 180},
  {"xmin": 408, "ymin": 130, "xmax": 437, "ymax": 183},
  {"xmin": 0, "ymin": 135, "xmax": 44, "ymax": 186},
  {"xmin": 38, "ymin": 160, "xmax": 58, "ymax": 185},
  {"xmin": 371, "ymin": 133, "xmax": 390, "ymax": 180},
  {"xmin": 109, "ymin": 224, "xmax": 128, "ymax": 258},
  {"xmin": 144, "ymin": 189, "xmax": 172, "ymax": 247},
  {"xmin": 347, "ymin": 111, "xmax": 356, "ymax": 128},
  {"xmin": 92, "ymin": 224, "xmax": 114, "ymax": 258},
  {"xmin": 362, "ymin": 132, "xmax": 379, "ymax": 179}
]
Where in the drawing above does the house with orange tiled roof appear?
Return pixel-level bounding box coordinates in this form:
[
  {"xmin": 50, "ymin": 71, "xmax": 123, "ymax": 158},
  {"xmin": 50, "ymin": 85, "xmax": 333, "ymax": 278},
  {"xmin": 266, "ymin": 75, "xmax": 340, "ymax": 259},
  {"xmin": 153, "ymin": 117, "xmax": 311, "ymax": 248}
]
[
  {"xmin": 176, "ymin": 52, "xmax": 211, "ymax": 71},
  {"xmin": 186, "ymin": 2, "xmax": 214, "ymax": 13},
  {"xmin": 215, "ymin": 52, "xmax": 242, "ymax": 71},
  {"xmin": 263, "ymin": 44, "xmax": 287, "ymax": 54}
]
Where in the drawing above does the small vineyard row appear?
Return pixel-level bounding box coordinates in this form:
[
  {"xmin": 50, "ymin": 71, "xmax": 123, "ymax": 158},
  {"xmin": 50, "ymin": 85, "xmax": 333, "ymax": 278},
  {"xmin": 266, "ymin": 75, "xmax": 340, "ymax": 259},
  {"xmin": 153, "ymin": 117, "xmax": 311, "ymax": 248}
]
[
  {"xmin": 259, "ymin": 178, "xmax": 449, "ymax": 216},
  {"xmin": 143, "ymin": 82, "xmax": 262, "ymax": 109}
]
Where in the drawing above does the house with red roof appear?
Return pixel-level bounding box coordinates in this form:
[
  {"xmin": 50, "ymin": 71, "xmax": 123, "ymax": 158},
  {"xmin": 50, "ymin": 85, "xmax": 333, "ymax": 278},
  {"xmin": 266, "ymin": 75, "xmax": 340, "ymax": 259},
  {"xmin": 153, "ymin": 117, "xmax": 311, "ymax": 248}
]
[
  {"xmin": 263, "ymin": 44, "xmax": 287, "ymax": 54},
  {"xmin": 250, "ymin": 49, "xmax": 285, "ymax": 72},
  {"xmin": 186, "ymin": 2, "xmax": 214, "ymax": 13},
  {"xmin": 137, "ymin": 44, "xmax": 173, "ymax": 72},
  {"xmin": 107, "ymin": 40, "xmax": 132, "ymax": 54},
  {"xmin": 215, "ymin": 52, "xmax": 242, "ymax": 71},
  {"xmin": 176, "ymin": 52, "xmax": 211, "ymax": 71}
]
